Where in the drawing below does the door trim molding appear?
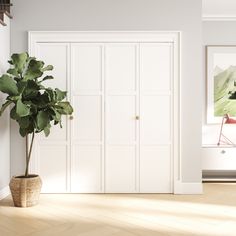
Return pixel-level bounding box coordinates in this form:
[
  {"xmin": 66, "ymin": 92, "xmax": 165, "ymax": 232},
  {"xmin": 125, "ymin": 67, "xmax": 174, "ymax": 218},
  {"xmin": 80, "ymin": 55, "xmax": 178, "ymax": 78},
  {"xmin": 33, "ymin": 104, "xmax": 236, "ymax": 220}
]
[{"xmin": 28, "ymin": 31, "xmax": 182, "ymax": 194}]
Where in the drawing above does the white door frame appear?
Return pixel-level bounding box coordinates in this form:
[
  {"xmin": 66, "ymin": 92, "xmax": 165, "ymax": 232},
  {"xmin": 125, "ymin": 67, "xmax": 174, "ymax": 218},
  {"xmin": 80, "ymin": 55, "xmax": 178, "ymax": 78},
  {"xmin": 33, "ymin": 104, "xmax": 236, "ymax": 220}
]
[{"xmin": 28, "ymin": 31, "xmax": 182, "ymax": 194}]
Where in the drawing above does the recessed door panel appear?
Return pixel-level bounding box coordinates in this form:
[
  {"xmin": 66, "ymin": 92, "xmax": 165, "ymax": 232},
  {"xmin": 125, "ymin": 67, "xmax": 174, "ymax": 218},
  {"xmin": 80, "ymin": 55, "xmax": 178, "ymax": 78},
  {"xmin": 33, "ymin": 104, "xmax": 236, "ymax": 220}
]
[
  {"xmin": 140, "ymin": 146, "xmax": 171, "ymax": 193},
  {"xmin": 39, "ymin": 117, "xmax": 67, "ymax": 142},
  {"xmin": 71, "ymin": 146, "xmax": 102, "ymax": 193},
  {"xmin": 106, "ymin": 146, "xmax": 136, "ymax": 193},
  {"xmin": 72, "ymin": 95, "xmax": 102, "ymax": 142},
  {"xmin": 140, "ymin": 95, "xmax": 171, "ymax": 144},
  {"xmin": 37, "ymin": 43, "xmax": 68, "ymax": 90},
  {"xmin": 106, "ymin": 96, "xmax": 136, "ymax": 144},
  {"xmin": 39, "ymin": 146, "xmax": 67, "ymax": 193},
  {"xmin": 106, "ymin": 44, "xmax": 136, "ymax": 91},
  {"xmin": 71, "ymin": 44, "xmax": 102, "ymax": 91},
  {"xmin": 140, "ymin": 43, "xmax": 172, "ymax": 91}
]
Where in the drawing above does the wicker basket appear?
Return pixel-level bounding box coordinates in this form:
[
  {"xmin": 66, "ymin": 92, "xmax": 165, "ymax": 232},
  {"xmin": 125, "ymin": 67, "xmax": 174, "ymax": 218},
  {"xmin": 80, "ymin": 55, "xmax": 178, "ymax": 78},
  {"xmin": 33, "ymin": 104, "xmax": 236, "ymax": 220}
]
[{"xmin": 9, "ymin": 175, "xmax": 42, "ymax": 207}]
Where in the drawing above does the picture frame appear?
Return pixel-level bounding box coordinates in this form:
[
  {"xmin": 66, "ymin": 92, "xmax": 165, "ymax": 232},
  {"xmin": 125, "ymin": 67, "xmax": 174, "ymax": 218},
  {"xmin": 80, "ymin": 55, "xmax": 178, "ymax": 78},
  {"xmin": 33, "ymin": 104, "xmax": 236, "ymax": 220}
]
[{"xmin": 206, "ymin": 45, "xmax": 236, "ymax": 124}]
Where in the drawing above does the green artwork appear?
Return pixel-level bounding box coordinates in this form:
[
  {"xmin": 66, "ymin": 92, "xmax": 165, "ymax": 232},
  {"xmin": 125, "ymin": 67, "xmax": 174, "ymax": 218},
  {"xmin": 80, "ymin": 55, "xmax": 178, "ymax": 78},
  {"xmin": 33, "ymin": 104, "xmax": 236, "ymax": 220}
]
[{"xmin": 214, "ymin": 65, "xmax": 236, "ymax": 117}]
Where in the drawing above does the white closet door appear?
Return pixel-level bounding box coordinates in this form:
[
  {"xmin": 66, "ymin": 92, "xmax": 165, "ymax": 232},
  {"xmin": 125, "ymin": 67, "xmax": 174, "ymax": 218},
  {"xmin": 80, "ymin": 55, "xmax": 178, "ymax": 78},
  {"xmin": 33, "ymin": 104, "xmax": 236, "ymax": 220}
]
[
  {"xmin": 139, "ymin": 43, "xmax": 173, "ymax": 193},
  {"xmin": 33, "ymin": 43, "xmax": 70, "ymax": 193},
  {"xmin": 70, "ymin": 44, "xmax": 104, "ymax": 193},
  {"xmin": 105, "ymin": 44, "xmax": 138, "ymax": 193}
]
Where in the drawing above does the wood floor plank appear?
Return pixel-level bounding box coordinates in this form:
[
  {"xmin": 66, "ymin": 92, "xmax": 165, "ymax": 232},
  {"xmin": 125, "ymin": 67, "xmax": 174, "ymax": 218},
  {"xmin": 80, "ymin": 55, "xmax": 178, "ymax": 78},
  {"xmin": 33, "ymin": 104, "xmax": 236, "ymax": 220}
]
[{"xmin": 1, "ymin": 183, "xmax": 236, "ymax": 236}]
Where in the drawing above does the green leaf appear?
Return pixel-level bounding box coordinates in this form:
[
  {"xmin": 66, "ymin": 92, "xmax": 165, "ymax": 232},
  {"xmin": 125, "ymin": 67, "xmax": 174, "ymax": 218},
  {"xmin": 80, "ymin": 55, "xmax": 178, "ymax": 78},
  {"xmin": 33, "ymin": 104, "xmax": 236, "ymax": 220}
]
[
  {"xmin": 0, "ymin": 74, "xmax": 18, "ymax": 95},
  {"xmin": 36, "ymin": 110, "xmax": 49, "ymax": 130},
  {"xmin": 10, "ymin": 106, "xmax": 18, "ymax": 120},
  {"xmin": 40, "ymin": 75, "xmax": 54, "ymax": 83},
  {"xmin": 7, "ymin": 68, "xmax": 19, "ymax": 77},
  {"xmin": 8, "ymin": 95, "xmax": 20, "ymax": 102},
  {"xmin": 23, "ymin": 80, "xmax": 40, "ymax": 99},
  {"xmin": 43, "ymin": 123, "xmax": 51, "ymax": 137},
  {"xmin": 11, "ymin": 52, "xmax": 28, "ymax": 74},
  {"xmin": 17, "ymin": 81, "xmax": 27, "ymax": 94},
  {"xmin": 55, "ymin": 88, "xmax": 67, "ymax": 101},
  {"xmin": 19, "ymin": 127, "xmax": 27, "ymax": 137},
  {"xmin": 50, "ymin": 108, "xmax": 61, "ymax": 121},
  {"xmin": 23, "ymin": 59, "xmax": 44, "ymax": 81},
  {"xmin": 16, "ymin": 99, "xmax": 30, "ymax": 117},
  {"xmin": 41, "ymin": 65, "xmax": 53, "ymax": 72},
  {"xmin": 0, "ymin": 101, "xmax": 12, "ymax": 116},
  {"xmin": 19, "ymin": 123, "xmax": 34, "ymax": 137},
  {"xmin": 45, "ymin": 88, "xmax": 55, "ymax": 101},
  {"xmin": 56, "ymin": 101, "xmax": 73, "ymax": 115},
  {"xmin": 8, "ymin": 60, "xmax": 13, "ymax": 65},
  {"xmin": 18, "ymin": 116, "xmax": 30, "ymax": 129}
]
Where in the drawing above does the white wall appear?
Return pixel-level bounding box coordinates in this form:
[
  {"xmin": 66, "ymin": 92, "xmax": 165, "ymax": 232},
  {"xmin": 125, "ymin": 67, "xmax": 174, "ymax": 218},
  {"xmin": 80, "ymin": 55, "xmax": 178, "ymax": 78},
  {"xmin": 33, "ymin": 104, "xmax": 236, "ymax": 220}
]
[
  {"xmin": 203, "ymin": 0, "xmax": 236, "ymax": 17},
  {"xmin": 203, "ymin": 21, "xmax": 236, "ymax": 146},
  {"xmin": 10, "ymin": 0, "xmax": 202, "ymax": 184},
  {"xmin": 0, "ymin": 15, "xmax": 10, "ymax": 196}
]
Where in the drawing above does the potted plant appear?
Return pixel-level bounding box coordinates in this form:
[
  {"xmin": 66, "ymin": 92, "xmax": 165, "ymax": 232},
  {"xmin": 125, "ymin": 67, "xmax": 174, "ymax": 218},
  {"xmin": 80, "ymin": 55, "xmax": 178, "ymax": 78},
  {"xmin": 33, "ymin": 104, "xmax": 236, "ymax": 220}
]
[{"xmin": 0, "ymin": 52, "xmax": 73, "ymax": 207}]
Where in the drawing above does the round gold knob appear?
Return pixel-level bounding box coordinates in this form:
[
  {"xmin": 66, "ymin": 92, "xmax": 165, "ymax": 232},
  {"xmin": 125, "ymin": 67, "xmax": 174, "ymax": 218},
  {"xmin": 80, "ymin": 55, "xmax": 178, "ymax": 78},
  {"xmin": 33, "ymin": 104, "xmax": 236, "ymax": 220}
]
[
  {"xmin": 135, "ymin": 116, "xmax": 139, "ymax": 120},
  {"xmin": 69, "ymin": 116, "xmax": 74, "ymax": 120}
]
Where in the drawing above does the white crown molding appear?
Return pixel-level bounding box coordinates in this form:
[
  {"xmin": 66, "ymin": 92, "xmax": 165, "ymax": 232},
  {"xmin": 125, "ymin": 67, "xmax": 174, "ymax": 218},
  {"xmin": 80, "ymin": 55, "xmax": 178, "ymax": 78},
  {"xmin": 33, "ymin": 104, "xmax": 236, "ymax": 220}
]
[
  {"xmin": 203, "ymin": 15, "xmax": 236, "ymax": 21},
  {"xmin": 0, "ymin": 186, "xmax": 10, "ymax": 200}
]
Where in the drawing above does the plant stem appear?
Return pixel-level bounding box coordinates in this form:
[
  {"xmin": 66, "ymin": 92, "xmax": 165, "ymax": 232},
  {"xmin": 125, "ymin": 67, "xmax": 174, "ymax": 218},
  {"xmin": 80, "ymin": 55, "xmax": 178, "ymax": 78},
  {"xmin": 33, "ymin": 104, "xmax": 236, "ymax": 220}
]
[
  {"xmin": 25, "ymin": 131, "xmax": 35, "ymax": 177},
  {"xmin": 25, "ymin": 134, "xmax": 29, "ymax": 175}
]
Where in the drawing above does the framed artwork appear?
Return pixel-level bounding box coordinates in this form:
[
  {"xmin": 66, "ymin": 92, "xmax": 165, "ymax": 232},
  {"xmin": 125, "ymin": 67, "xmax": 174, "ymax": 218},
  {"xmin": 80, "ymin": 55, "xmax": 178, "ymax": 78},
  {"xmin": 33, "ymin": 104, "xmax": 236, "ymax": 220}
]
[{"xmin": 207, "ymin": 45, "xmax": 236, "ymax": 123}]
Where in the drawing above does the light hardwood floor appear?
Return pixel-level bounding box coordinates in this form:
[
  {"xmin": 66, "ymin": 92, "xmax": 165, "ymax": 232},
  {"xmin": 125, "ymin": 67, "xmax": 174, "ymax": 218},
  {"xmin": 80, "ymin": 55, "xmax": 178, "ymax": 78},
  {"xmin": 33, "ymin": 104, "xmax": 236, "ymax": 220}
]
[{"xmin": 0, "ymin": 183, "xmax": 236, "ymax": 236}]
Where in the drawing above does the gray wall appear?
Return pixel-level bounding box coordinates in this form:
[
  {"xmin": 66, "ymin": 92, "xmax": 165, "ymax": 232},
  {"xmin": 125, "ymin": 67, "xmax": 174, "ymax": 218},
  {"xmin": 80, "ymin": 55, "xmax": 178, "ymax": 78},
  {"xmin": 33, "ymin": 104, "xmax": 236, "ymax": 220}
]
[
  {"xmin": 203, "ymin": 21, "xmax": 236, "ymax": 145},
  {"xmin": 11, "ymin": 0, "xmax": 202, "ymax": 183}
]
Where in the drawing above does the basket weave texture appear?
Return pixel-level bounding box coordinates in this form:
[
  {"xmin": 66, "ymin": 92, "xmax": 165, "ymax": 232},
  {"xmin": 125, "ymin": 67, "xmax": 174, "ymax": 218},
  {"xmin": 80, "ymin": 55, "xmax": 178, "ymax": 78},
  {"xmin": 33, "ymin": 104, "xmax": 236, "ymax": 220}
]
[{"xmin": 9, "ymin": 175, "xmax": 42, "ymax": 207}]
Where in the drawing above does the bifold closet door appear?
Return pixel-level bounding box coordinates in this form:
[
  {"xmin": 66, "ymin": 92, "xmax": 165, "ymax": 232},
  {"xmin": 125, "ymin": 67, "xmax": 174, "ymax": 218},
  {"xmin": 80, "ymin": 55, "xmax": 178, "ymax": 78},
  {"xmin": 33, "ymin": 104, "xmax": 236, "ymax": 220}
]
[
  {"xmin": 139, "ymin": 43, "xmax": 173, "ymax": 193},
  {"xmin": 105, "ymin": 44, "xmax": 138, "ymax": 193},
  {"xmin": 33, "ymin": 43, "xmax": 70, "ymax": 193},
  {"xmin": 31, "ymin": 40, "xmax": 174, "ymax": 194},
  {"xmin": 70, "ymin": 44, "xmax": 104, "ymax": 193}
]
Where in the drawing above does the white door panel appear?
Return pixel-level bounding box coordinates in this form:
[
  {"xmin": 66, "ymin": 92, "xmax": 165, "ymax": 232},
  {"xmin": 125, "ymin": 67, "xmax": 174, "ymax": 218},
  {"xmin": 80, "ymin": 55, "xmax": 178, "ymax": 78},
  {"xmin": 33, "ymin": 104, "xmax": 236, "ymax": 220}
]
[
  {"xmin": 140, "ymin": 146, "xmax": 171, "ymax": 193},
  {"xmin": 105, "ymin": 44, "xmax": 138, "ymax": 193},
  {"xmin": 71, "ymin": 146, "xmax": 102, "ymax": 193},
  {"xmin": 105, "ymin": 146, "xmax": 136, "ymax": 193},
  {"xmin": 71, "ymin": 44, "xmax": 102, "ymax": 91},
  {"xmin": 140, "ymin": 44, "xmax": 172, "ymax": 91},
  {"xmin": 71, "ymin": 43, "xmax": 104, "ymax": 193},
  {"xmin": 139, "ymin": 43, "xmax": 173, "ymax": 193},
  {"xmin": 72, "ymin": 95, "xmax": 102, "ymax": 142},
  {"xmin": 39, "ymin": 146, "xmax": 68, "ymax": 193},
  {"xmin": 39, "ymin": 116, "xmax": 68, "ymax": 142},
  {"xmin": 106, "ymin": 44, "xmax": 136, "ymax": 91},
  {"xmin": 37, "ymin": 43, "xmax": 68, "ymax": 90},
  {"xmin": 107, "ymin": 96, "xmax": 136, "ymax": 144},
  {"xmin": 140, "ymin": 95, "xmax": 171, "ymax": 144},
  {"xmin": 32, "ymin": 43, "xmax": 70, "ymax": 193}
]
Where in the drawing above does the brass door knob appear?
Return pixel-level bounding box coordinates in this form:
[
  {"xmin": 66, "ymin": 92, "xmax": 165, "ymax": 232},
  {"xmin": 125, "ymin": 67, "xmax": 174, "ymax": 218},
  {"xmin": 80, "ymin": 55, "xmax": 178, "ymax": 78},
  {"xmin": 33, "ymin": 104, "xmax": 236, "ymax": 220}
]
[
  {"xmin": 69, "ymin": 116, "xmax": 74, "ymax": 120},
  {"xmin": 135, "ymin": 116, "xmax": 140, "ymax": 120}
]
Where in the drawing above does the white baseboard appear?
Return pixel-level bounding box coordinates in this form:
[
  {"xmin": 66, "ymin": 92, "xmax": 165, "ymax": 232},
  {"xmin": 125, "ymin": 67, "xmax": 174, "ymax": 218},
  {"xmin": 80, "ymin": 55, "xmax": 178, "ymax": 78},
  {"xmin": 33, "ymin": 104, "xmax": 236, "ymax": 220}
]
[
  {"xmin": 0, "ymin": 186, "xmax": 10, "ymax": 200},
  {"xmin": 174, "ymin": 181, "xmax": 202, "ymax": 194}
]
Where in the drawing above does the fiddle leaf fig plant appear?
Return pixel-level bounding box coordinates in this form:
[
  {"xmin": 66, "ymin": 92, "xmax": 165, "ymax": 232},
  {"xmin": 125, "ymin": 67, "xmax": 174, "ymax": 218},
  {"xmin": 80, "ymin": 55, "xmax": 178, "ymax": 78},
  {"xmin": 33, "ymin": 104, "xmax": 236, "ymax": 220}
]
[{"xmin": 0, "ymin": 52, "xmax": 73, "ymax": 177}]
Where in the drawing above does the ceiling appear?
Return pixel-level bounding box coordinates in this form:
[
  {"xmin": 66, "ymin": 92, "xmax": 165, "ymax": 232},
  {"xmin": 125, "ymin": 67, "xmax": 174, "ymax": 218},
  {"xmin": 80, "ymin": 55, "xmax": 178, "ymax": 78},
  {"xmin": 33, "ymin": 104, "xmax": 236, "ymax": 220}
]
[{"xmin": 203, "ymin": 0, "xmax": 236, "ymax": 20}]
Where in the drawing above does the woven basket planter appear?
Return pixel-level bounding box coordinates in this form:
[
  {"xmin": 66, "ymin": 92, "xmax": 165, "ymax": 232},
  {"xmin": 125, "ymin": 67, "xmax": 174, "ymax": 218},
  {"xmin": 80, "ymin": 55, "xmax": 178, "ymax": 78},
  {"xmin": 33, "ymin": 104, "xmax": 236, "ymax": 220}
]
[{"xmin": 9, "ymin": 175, "xmax": 42, "ymax": 207}]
